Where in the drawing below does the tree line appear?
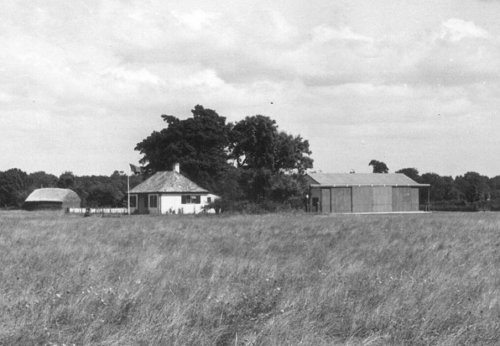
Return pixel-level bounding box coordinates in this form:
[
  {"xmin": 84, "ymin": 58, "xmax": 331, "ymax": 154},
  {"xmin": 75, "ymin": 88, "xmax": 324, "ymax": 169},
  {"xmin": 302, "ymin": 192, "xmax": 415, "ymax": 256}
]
[
  {"xmin": 0, "ymin": 105, "xmax": 314, "ymax": 211},
  {"xmin": 372, "ymin": 164, "xmax": 498, "ymax": 211},
  {"xmin": 1, "ymin": 105, "xmax": 499, "ymax": 212},
  {"xmin": 0, "ymin": 169, "xmax": 142, "ymax": 209}
]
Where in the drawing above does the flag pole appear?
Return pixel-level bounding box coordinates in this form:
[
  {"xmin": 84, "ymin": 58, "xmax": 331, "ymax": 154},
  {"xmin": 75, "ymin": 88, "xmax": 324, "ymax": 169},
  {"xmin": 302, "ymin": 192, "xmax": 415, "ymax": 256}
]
[{"xmin": 127, "ymin": 173, "xmax": 130, "ymax": 216}]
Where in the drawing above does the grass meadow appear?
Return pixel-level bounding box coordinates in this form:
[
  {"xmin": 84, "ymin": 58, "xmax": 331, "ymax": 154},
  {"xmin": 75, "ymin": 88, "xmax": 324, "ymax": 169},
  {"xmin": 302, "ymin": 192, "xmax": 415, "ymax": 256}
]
[{"xmin": 1, "ymin": 211, "xmax": 500, "ymax": 345}]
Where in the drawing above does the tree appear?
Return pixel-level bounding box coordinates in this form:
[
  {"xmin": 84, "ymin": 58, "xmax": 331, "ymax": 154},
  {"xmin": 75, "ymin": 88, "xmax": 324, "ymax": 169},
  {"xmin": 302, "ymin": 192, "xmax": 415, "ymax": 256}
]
[
  {"xmin": 228, "ymin": 115, "xmax": 313, "ymax": 203},
  {"xmin": 369, "ymin": 160, "xmax": 389, "ymax": 173},
  {"xmin": 29, "ymin": 171, "xmax": 58, "ymax": 190},
  {"xmin": 420, "ymin": 173, "xmax": 456, "ymax": 201},
  {"xmin": 230, "ymin": 115, "xmax": 313, "ymax": 173},
  {"xmin": 57, "ymin": 171, "xmax": 76, "ymax": 189},
  {"xmin": 135, "ymin": 105, "xmax": 231, "ymax": 192},
  {"xmin": 274, "ymin": 132, "xmax": 313, "ymax": 174},
  {"xmin": 395, "ymin": 168, "xmax": 420, "ymax": 182},
  {"xmin": 86, "ymin": 182, "xmax": 124, "ymax": 208},
  {"xmin": 135, "ymin": 106, "xmax": 314, "ymax": 209},
  {"xmin": 454, "ymin": 172, "xmax": 490, "ymax": 203},
  {"xmin": 0, "ymin": 168, "xmax": 31, "ymax": 208},
  {"xmin": 489, "ymin": 175, "xmax": 500, "ymax": 200}
]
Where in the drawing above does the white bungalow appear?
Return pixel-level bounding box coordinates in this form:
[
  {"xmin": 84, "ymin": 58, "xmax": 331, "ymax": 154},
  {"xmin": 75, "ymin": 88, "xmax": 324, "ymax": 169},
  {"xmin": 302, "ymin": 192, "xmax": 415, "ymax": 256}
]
[{"xmin": 128, "ymin": 164, "xmax": 219, "ymax": 214}]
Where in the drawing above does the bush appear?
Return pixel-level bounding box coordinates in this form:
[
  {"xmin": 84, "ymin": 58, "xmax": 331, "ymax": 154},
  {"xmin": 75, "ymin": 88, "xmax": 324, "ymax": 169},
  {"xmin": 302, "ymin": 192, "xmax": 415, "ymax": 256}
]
[
  {"xmin": 206, "ymin": 198, "xmax": 305, "ymax": 214},
  {"xmin": 429, "ymin": 200, "xmax": 478, "ymax": 212}
]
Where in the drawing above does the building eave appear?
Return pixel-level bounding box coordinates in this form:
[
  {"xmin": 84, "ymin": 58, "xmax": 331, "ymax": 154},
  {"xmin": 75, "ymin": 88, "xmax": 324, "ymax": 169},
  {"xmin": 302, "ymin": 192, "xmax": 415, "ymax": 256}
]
[{"xmin": 309, "ymin": 184, "xmax": 430, "ymax": 188}]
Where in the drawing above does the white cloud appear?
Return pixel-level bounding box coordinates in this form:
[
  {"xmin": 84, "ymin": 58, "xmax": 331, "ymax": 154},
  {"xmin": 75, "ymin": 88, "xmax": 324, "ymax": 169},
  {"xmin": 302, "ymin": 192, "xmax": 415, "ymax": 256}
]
[
  {"xmin": 311, "ymin": 25, "xmax": 374, "ymax": 43},
  {"xmin": 437, "ymin": 18, "xmax": 490, "ymax": 42},
  {"xmin": 171, "ymin": 9, "xmax": 221, "ymax": 31},
  {"xmin": 2, "ymin": 1, "xmax": 500, "ymax": 176},
  {"xmin": 103, "ymin": 66, "xmax": 164, "ymax": 86}
]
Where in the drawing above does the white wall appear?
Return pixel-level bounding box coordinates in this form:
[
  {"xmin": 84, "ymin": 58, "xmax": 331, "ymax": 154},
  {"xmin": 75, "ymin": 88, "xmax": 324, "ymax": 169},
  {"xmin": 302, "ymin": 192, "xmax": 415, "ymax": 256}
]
[
  {"xmin": 160, "ymin": 195, "xmax": 183, "ymax": 214},
  {"xmin": 160, "ymin": 194, "xmax": 218, "ymax": 214},
  {"xmin": 129, "ymin": 193, "xmax": 219, "ymax": 214}
]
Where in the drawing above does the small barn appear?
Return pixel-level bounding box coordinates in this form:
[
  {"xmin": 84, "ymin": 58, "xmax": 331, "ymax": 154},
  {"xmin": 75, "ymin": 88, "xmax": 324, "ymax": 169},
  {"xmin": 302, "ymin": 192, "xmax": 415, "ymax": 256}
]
[
  {"xmin": 306, "ymin": 173, "xmax": 429, "ymax": 213},
  {"xmin": 129, "ymin": 164, "xmax": 219, "ymax": 214},
  {"xmin": 24, "ymin": 188, "xmax": 81, "ymax": 211}
]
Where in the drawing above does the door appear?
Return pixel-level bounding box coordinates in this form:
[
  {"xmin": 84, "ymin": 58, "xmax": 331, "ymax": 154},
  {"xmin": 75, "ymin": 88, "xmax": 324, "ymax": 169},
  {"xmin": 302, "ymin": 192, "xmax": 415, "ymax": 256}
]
[{"xmin": 138, "ymin": 194, "xmax": 147, "ymax": 214}]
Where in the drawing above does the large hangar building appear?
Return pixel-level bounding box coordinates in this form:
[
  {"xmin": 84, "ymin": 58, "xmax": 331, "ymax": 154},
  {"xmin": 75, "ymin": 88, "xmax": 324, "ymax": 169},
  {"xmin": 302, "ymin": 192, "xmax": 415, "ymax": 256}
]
[{"xmin": 306, "ymin": 173, "xmax": 429, "ymax": 213}]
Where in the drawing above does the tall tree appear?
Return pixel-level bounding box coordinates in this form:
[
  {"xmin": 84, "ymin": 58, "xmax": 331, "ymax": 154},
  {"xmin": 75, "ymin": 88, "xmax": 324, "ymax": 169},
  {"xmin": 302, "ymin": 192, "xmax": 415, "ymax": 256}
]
[
  {"xmin": 229, "ymin": 115, "xmax": 313, "ymax": 202},
  {"xmin": 135, "ymin": 106, "xmax": 313, "ymax": 208},
  {"xmin": 230, "ymin": 115, "xmax": 313, "ymax": 173},
  {"xmin": 369, "ymin": 160, "xmax": 389, "ymax": 173},
  {"xmin": 135, "ymin": 105, "xmax": 231, "ymax": 192}
]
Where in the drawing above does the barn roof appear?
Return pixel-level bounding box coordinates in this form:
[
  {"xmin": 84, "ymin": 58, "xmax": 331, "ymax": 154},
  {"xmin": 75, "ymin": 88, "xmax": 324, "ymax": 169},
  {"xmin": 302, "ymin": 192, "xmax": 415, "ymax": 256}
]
[
  {"xmin": 25, "ymin": 188, "xmax": 81, "ymax": 202},
  {"xmin": 129, "ymin": 171, "xmax": 209, "ymax": 194},
  {"xmin": 307, "ymin": 173, "xmax": 429, "ymax": 187}
]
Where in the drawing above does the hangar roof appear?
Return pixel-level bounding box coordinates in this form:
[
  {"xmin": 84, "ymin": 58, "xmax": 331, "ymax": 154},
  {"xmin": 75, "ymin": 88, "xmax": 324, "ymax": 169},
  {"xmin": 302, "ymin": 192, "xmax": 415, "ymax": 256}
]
[
  {"xmin": 25, "ymin": 188, "xmax": 81, "ymax": 202},
  {"xmin": 307, "ymin": 173, "xmax": 429, "ymax": 187}
]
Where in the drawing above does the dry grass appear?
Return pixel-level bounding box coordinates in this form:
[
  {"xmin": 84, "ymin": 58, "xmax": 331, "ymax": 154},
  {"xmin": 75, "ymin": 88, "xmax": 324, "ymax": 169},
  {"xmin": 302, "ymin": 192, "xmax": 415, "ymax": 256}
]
[{"xmin": 1, "ymin": 211, "xmax": 500, "ymax": 345}]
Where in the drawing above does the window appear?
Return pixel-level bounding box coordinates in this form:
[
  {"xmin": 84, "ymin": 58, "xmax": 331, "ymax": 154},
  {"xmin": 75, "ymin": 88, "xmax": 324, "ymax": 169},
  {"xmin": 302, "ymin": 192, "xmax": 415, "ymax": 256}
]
[
  {"xmin": 181, "ymin": 195, "xmax": 201, "ymax": 204},
  {"xmin": 207, "ymin": 197, "xmax": 212, "ymax": 203},
  {"xmin": 149, "ymin": 194, "xmax": 158, "ymax": 208},
  {"xmin": 129, "ymin": 195, "xmax": 137, "ymax": 208}
]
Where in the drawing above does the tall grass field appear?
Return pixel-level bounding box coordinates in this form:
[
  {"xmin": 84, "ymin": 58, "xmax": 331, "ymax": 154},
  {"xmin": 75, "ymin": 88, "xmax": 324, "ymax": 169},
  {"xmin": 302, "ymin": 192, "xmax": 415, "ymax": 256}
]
[{"xmin": 1, "ymin": 211, "xmax": 500, "ymax": 345}]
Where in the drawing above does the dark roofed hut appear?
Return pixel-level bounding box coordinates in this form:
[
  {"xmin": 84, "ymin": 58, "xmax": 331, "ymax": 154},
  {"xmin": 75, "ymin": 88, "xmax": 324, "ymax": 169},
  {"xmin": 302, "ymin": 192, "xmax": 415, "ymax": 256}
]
[
  {"xmin": 24, "ymin": 188, "xmax": 81, "ymax": 211},
  {"xmin": 306, "ymin": 173, "xmax": 430, "ymax": 213}
]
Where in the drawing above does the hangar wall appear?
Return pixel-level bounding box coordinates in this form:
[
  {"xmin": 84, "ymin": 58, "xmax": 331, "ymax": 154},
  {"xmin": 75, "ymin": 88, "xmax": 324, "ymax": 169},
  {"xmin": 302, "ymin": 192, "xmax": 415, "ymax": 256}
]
[{"xmin": 310, "ymin": 186, "xmax": 420, "ymax": 213}]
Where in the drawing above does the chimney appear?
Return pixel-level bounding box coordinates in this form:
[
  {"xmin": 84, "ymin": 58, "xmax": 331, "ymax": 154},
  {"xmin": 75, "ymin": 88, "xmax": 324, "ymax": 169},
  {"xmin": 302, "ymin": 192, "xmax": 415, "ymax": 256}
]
[{"xmin": 173, "ymin": 162, "xmax": 180, "ymax": 173}]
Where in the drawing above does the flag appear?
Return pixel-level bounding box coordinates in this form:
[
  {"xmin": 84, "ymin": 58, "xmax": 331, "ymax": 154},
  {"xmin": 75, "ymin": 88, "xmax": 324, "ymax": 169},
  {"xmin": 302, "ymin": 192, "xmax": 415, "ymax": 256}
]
[{"xmin": 130, "ymin": 164, "xmax": 144, "ymax": 175}]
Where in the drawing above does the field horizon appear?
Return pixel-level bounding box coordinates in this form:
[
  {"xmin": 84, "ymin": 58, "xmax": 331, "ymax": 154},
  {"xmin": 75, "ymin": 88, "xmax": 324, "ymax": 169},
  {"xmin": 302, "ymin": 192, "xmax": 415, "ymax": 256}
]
[{"xmin": 1, "ymin": 211, "xmax": 500, "ymax": 345}]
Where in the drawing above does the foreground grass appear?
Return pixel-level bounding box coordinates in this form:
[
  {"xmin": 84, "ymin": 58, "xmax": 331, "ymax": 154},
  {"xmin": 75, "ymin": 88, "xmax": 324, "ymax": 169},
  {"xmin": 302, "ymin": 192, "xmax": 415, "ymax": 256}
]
[{"xmin": 1, "ymin": 211, "xmax": 500, "ymax": 345}]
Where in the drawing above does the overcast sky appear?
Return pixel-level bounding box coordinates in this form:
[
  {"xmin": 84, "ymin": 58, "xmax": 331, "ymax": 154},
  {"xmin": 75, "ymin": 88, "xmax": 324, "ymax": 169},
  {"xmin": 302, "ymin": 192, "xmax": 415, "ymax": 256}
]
[{"xmin": 2, "ymin": 0, "xmax": 500, "ymax": 177}]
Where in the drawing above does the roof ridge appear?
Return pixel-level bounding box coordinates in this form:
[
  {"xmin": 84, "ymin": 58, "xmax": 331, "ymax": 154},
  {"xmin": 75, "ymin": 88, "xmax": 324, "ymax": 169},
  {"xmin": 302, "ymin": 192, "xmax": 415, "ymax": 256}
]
[{"xmin": 129, "ymin": 170, "xmax": 210, "ymax": 194}]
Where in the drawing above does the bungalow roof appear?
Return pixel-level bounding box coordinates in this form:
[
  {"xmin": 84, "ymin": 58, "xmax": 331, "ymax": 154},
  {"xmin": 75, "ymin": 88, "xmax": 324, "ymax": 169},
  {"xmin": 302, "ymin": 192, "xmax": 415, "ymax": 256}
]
[{"xmin": 129, "ymin": 171, "xmax": 209, "ymax": 194}]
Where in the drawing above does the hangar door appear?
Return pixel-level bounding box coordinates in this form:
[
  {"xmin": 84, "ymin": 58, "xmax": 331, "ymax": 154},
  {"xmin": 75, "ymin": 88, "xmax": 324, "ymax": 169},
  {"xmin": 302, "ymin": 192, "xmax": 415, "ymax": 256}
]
[
  {"xmin": 331, "ymin": 187, "xmax": 352, "ymax": 212},
  {"xmin": 320, "ymin": 188, "xmax": 352, "ymax": 213},
  {"xmin": 392, "ymin": 187, "xmax": 419, "ymax": 211},
  {"xmin": 352, "ymin": 187, "xmax": 373, "ymax": 212},
  {"xmin": 352, "ymin": 186, "xmax": 392, "ymax": 212},
  {"xmin": 372, "ymin": 186, "xmax": 392, "ymax": 212},
  {"xmin": 321, "ymin": 188, "xmax": 331, "ymax": 213}
]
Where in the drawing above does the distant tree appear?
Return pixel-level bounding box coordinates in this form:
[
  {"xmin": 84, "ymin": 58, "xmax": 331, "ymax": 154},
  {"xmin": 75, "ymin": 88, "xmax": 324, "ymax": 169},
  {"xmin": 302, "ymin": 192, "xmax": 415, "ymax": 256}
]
[
  {"xmin": 57, "ymin": 171, "xmax": 76, "ymax": 189},
  {"xmin": 86, "ymin": 182, "xmax": 125, "ymax": 208},
  {"xmin": 29, "ymin": 171, "xmax": 58, "ymax": 190},
  {"xmin": 454, "ymin": 172, "xmax": 490, "ymax": 203},
  {"xmin": 369, "ymin": 160, "xmax": 389, "ymax": 173},
  {"xmin": 74, "ymin": 172, "xmax": 133, "ymax": 208},
  {"xmin": 489, "ymin": 175, "xmax": 500, "ymax": 200},
  {"xmin": 0, "ymin": 168, "xmax": 31, "ymax": 208},
  {"xmin": 420, "ymin": 173, "xmax": 456, "ymax": 201},
  {"xmin": 396, "ymin": 168, "xmax": 420, "ymax": 182}
]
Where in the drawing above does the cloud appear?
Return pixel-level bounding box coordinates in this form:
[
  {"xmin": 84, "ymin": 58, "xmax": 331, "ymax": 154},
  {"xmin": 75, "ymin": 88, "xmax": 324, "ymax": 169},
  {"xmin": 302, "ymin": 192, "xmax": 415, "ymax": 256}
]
[
  {"xmin": 436, "ymin": 18, "xmax": 490, "ymax": 42},
  {"xmin": 311, "ymin": 25, "xmax": 373, "ymax": 43},
  {"xmin": 171, "ymin": 9, "xmax": 221, "ymax": 31},
  {"xmin": 2, "ymin": 1, "xmax": 500, "ymax": 176}
]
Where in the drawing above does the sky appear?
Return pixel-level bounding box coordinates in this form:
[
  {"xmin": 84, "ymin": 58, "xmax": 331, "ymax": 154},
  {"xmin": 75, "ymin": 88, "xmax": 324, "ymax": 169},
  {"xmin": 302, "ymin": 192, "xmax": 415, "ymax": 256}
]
[{"xmin": 1, "ymin": 0, "xmax": 500, "ymax": 177}]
